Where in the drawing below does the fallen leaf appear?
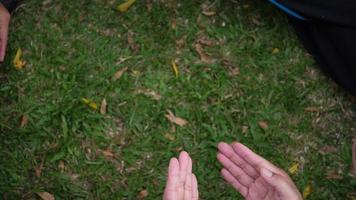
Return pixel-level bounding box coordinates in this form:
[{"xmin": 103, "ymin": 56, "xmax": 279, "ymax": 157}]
[
  {"xmin": 352, "ymin": 139, "xmax": 356, "ymax": 176},
  {"xmin": 34, "ymin": 158, "xmax": 44, "ymax": 178},
  {"xmin": 303, "ymin": 184, "xmax": 312, "ymax": 199},
  {"xmin": 304, "ymin": 107, "xmax": 321, "ymax": 113},
  {"xmin": 58, "ymin": 160, "xmax": 65, "ymax": 171},
  {"xmin": 197, "ymin": 36, "xmax": 216, "ymax": 47},
  {"xmin": 326, "ymin": 171, "xmax": 343, "ymax": 180},
  {"xmin": 175, "ymin": 35, "xmax": 187, "ymax": 50},
  {"xmin": 242, "ymin": 126, "xmax": 249, "ymax": 134},
  {"xmin": 136, "ymin": 89, "xmax": 161, "ymax": 100},
  {"xmin": 100, "ymin": 149, "xmax": 115, "ymax": 158},
  {"xmin": 13, "ymin": 48, "xmax": 27, "ymax": 70},
  {"xmin": 81, "ymin": 98, "xmax": 98, "ymax": 110},
  {"xmin": 127, "ymin": 32, "xmax": 139, "ymax": 53},
  {"xmin": 194, "ymin": 43, "xmax": 213, "ymax": 64},
  {"xmin": 319, "ymin": 145, "xmax": 337, "ymax": 155},
  {"xmin": 222, "ymin": 59, "xmax": 240, "ymax": 77},
  {"xmin": 272, "ymin": 48, "xmax": 280, "ymax": 54},
  {"xmin": 202, "ymin": 10, "xmax": 216, "ymax": 16},
  {"xmin": 20, "ymin": 115, "xmax": 28, "ymax": 128},
  {"xmin": 165, "ymin": 110, "xmax": 188, "ymax": 127},
  {"xmin": 137, "ymin": 189, "xmax": 149, "ymax": 199},
  {"xmin": 288, "ymin": 162, "xmax": 299, "ymax": 175},
  {"xmin": 163, "ymin": 133, "xmax": 176, "ymax": 141},
  {"xmin": 117, "ymin": 0, "xmax": 135, "ymax": 13},
  {"xmin": 132, "ymin": 70, "xmax": 140, "ymax": 76},
  {"xmin": 146, "ymin": 0, "xmax": 153, "ymax": 11},
  {"xmin": 171, "ymin": 19, "xmax": 177, "ymax": 29},
  {"xmin": 171, "ymin": 60, "xmax": 179, "ymax": 77},
  {"xmin": 113, "ymin": 67, "xmax": 128, "ymax": 81},
  {"xmin": 258, "ymin": 121, "xmax": 268, "ymax": 130},
  {"xmin": 100, "ymin": 98, "xmax": 107, "ymax": 114},
  {"xmin": 36, "ymin": 192, "xmax": 55, "ymax": 200}
]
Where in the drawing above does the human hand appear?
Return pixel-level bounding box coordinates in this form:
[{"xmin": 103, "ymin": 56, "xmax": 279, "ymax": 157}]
[
  {"xmin": 0, "ymin": 3, "xmax": 10, "ymax": 62},
  {"xmin": 163, "ymin": 151, "xmax": 199, "ymax": 200},
  {"xmin": 217, "ymin": 142, "xmax": 302, "ymax": 200}
]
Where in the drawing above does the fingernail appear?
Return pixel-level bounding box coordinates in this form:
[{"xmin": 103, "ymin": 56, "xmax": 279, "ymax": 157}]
[{"xmin": 261, "ymin": 168, "xmax": 273, "ymax": 177}]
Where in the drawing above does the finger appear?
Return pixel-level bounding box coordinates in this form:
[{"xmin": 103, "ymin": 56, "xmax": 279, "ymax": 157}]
[
  {"xmin": 164, "ymin": 158, "xmax": 180, "ymax": 200},
  {"xmin": 218, "ymin": 142, "xmax": 259, "ymax": 178},
  {"xmin": 221, "ymin": 168, "xmax": 248, "ymax": 197},
  {"xmin": 260, "ymin": 168, "xmax": 302, "ymax": 199},
  {"xmin": 0, "ymin": 16, "xmax": 9, "ymax": 62},
  {"xmin": 231, "ymin": 142, "xmax": 288, "ymax": 177},
  {"xmin": 191, "ymin": 174, "xmax": 199, "ymax": 200},
  {"xmin": 217, "ymin": 153, "xmax": 254, "ymax": 187},
  {"xmin": 183, "ymin": 173, "xmax": 192, "ymax": 200},
  {"xmin": 177, "ymin": 151, "xmax": 190, "ymax": 200}
]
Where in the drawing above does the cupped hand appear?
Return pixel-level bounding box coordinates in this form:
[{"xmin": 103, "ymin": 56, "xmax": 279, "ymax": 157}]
[
  {"xmin": 217, "ymin": 142, "xmax": 302, "ymax": 200},
  {"xmin": 163, "ymin": 151, "xmax": 199, "ymax": 200},
  {"xmin": 0, "ymin": 3, "xmax": 10, "ymax": 62}
]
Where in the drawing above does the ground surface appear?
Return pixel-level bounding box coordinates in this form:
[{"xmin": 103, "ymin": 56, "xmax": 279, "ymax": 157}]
[{"xmin": 0, "ymin": 0, "xmax": 355, "ymax": 199}]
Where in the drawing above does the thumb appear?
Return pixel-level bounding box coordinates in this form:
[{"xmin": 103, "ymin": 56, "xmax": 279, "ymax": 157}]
[{"xmin": 260, "ymin": 168, "xmax": 302, "ymax": 200}]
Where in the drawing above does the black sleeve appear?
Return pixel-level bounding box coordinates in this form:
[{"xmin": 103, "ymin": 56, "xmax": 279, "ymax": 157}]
[
  {"xmin": 0, "ymin": 0, "xmax": 18, "ymax": 13},
  {"xmin": 278, "ymin": 0, "xmax": 356, "ymax": 26}
]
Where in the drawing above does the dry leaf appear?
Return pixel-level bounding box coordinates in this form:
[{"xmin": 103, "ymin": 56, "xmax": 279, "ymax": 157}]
[
  {"xmin": 113, "ymin": 67, "xmax": 128, "ymax": 81},
  {"xmin": 81, "ymin": 98, "xmax": 98, "ymax": 110},
  {"xmin": 258, "ymin": 121, "xmax": 268, "ymax": 130},
  {"xmin": 100, "ymin": 149, "xmax": 115, "ymax": 158},
  {"xmin": 352, "ymin": 139, "xmax": 356, "ymax": 176},
  {"xmin": 175, "ymin": 35, "xmax": 187, "ymax": 50},
  {"xmin": 117, "ymin": 0, "xmax": 135, "ymax": 13},
  {"xmin": 197, "ymin": 36, "xmax": 216, "ymax": 47},
  {"xmin": 202, "ymin": 10, "xmax": 216, "ymax": 16},
  {"xmin": 127, "ymin": 32, "xmax": 139, "ymax": 53},
  {"xmin": 165, "ymin": 110, "xmax": 188, "ymax": 127},
  {"xmin": 13, "ymin": 48, "xmax": 27, "ymax": 70},
  {"xmin": 100, "ymin": 98, "xmax": 107, "ymax": 114},
  {"xmin": 222, "ymin": 59, "xmax": 240, "ymax": 77},
  {"xmin": 304, "ymin": 107, "xmax": 321, "ymax": 113},
  {"xmin": 20, "ymin": 115, "xmax": 28, "ymax": 128},
  {"xmin": 34, "ymin": 158, "xmax": 44, "ymax": 178},
  {"xmin": 303, "ymin": 184, "xmax": 312, "ymax": 199},
  {"xmin": 146, "ymin": 0, "xmax": 153, "ymax": 11},
  {"xmin": 171, "ymin": 60, "xmax": 179, "ymax": 77},
  {"xmin": 194, "ymin": 43, "xmax": 213, "ymax": 64},
  {"xmin": 136, "ymin": 89, "xmax": 161, "ymax": 100},
  {"xmin": 164, "ymin": 133, "xmax": 176, "ymax": 141},
  {"xmin": 137, "ymin": 189, "xmax": 149, "ymax": 199},
  {"xmin": 319, "ymin": 145, "xmax": 337, "ymax": 155},
  {"xmin": 288, "ymin": 162, "xmax": 299, "ymax": 175},
  {"xmin": 171, "ymin": 20, "xmax": 177, "ymax": 29},
  {"xmin": 326, "ymin": 171, "xmax": 343, "ymax": 180},
  {"xmin": 58, "ymin": 160, "xmax": 65, "ymax": 171},
  {"xmin": 272, "ymin": 48, "xmax": 280, "ymax": 54},
  {"xmin": 242, "ymin": 126, "xmax": 249, "ymax": 134},
  {"xmin": 36, "ymin": 192, "xmax": 55, "ymax": 200}
]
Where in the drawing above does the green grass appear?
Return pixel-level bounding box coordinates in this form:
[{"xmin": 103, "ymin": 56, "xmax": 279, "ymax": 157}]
[{"xmin": 1, "ymin": 0, "xmax": 355, "ymax": 199}]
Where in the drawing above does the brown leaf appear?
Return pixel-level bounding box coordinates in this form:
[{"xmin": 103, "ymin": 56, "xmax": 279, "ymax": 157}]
[
  {"xmin": 146, "ymin": 0, "xmax": 153, "ymax": 11},
  {"xmin": 326, "ymin": 171, "xmax": 343, "ymax": 180},
  {"xmin": 100, "ymin": 149, "xmax": 115, "ymax": 158},
  {"xmin": 319, "ymin": 145, "xmax": 337, "ymax": 155},
  {"xmin": 194, "ymin": 43, "xmax": 213, "ymax": 64},
  {"xmin": 100, "ymin": 98, "xmax": 107, "ymax": 114},
  {"xmin": 242, "ymin": 126, "xmax": 249, "ymax": 134},
  {"xmin": 136, "ymin": 89, "xmax": 161, "ymax": 100},
  {"xmin": 36, "ymin": 192, "xmax": 55, "ymax": 200},
  {"xmin": 20, "ymin": 115, "xmax": 28, "ymax": 128},
  {"xmin": 197, "ymin": 36, "xmax": 216, "ymax": 47},
  {"xmin": 175, "ymin": 35, "xmax": 187, "ymax": 50},
  {"xmin": 58, "ymin": 160, "xmax": 65, "ymax": 171},
  {"xmin": 222, "ymin": 59, "xmax": 240, "ymax": 77},
  {"xmin": 304, "ymin": 107, "xmax": 322, "ymax": 113},
  {"xmin": 352, "ymin": 139, "xmax": 356, "ymax": 176},
  {"xmin": 113, "ymin": 67, "xmax": 128, "ymax": 81},
  {"xmin": 34, "ymin": 158, "xmax": 45, "ymax": 178},
  {"xmin": 165, "ymin": 110, "xmax": 188, "ymax": 127},
  {"xmin": 137, "ymin": 189, "xmax": 149, "ymax": 199},
  {"xmin": 258, "ymin": 121, "xmax": 268, "ymax": 130},
  {"xmin": 127, "ymin": 32, "xmax": 139, "ymax": 53}
]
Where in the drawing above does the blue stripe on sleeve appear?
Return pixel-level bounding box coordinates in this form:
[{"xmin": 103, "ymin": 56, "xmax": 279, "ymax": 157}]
[{"xmin": 269, "ymin": 0, "xmax": 306, "ymax": 20}]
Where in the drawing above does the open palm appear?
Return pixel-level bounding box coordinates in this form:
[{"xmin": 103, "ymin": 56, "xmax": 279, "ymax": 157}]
[{"xmin": 217, "ymin": 142, "xmax": 302, "ymax": 200}]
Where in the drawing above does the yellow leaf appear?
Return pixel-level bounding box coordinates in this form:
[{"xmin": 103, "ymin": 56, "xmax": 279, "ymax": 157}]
[
  {"xmin": 288, "ymin": 162, "xmax": 299, "ymax": 175},
  {"xmin": 272, "ymin": 48, "xmax": 280, "ymax": 54},
  {"xmin": 81, "ymin": 98, "xmax": 98, "ymax": 110},
  {"xmin": 132, "ymin": 70, "xmax": 140, "ymax": 76},
  {"xmin": 13, "ymin": 48, "xmax": 27, "ymax": 70},
  {"xmin": 171, "ymin": 60, "xmax": 179, "ymax": 77},
  {"xmin": 303, "ymin": 184, "xmax": 312, "ymax": 199},
  {"xmin": 117, "ymin": 0, "xmax": 135, "ymax": 13}
]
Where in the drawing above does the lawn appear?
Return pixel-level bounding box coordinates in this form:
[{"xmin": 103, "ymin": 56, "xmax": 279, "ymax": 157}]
[{"xmin": 0, "ymin": 0, "xmax": 355, "ymax": 199}]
